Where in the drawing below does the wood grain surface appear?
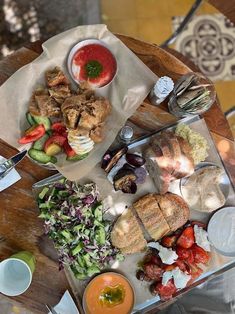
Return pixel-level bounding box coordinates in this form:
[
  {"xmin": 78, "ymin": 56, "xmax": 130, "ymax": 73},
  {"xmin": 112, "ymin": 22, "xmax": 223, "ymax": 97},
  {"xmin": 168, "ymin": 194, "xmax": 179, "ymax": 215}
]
[
  {"xmin": 209, "ymin": 0, "xmax": 235, "ymax": 23},
  {"xmin": 0, "ymin": 35, "xmax": 234, "ymax": 314}
]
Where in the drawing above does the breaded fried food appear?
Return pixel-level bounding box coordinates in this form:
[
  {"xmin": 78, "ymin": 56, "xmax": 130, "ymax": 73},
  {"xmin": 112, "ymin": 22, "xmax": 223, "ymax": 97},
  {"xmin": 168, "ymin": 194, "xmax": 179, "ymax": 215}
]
[{"xmin": 45, "ymin": 67, "xmax": 69, "ymax": 87}]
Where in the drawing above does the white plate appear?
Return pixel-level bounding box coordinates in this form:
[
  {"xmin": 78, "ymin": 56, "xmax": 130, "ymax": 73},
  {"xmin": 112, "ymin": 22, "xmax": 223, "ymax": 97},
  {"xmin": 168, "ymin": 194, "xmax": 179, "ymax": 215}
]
[
  {"xmin": 67, "ymin": 39, "xmax": 117, "ymax": 88},
  {"xmin": 208, "ymin": 206, "xmax": 235, "ymax": 256}
]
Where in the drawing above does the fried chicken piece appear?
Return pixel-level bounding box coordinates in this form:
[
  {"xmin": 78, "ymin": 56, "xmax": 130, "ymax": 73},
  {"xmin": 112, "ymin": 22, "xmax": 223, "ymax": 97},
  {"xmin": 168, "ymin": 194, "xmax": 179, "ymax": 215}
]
[
  {"xmin": 46, "ymin": 67, "xmax": 69, "ymax": 87},
  {"xmin": 68, "ymin": 127, "xmax": 90, "ymax": 138},
  {"xmin": 29, "ymin": 87, "xmax": 49, "ymax": 116},
  {"xmin": 35, "ymin": 95, "xmax": 61, "ymax": 117},
  {"xmin": 90, "ymin": 125, "xmax": 104, "ymax": 143},
  {"xmin": 49, "ymin": 84, "xmax": 71, "ymax": 104},
  {"xmin": 78, "ymin": 98, "xmax": 111, "ymax": 129}
]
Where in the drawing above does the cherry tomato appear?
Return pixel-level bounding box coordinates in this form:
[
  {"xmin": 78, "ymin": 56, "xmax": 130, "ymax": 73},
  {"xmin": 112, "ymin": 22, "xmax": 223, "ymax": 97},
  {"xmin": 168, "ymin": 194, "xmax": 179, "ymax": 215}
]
[
  {"xmin": 187, "ymin": 262, "xmax": 203, "ymax": 285},
  {"xmin": 177, "ymin": 226, "xmax": 195, "ymax": 249},
  {"xmin": 176, "ymin": 246, "xmax": 190, "ymax": 260},
  {"xmin": 161, "ymin": 235, "xmax": 177, "ymax": 248},
  {"xmin": 191, "ymin": 244, "xmax": 210, "ymax": 264},
  {"xmin": 18, "ymin": 124, "xmax": 45, "ymax": 144},
  {"xmin": 63, "ymin": 139, "xmax": 76, "ymax": 157},
  {"xmin": 44, "ymin": 135, "xmax": 66, "ymax": 151},
  {"xmin": 154, "ymin": 279, "xmax": 177, "ymax": 301},
  {"xmin": 51, "ymin": 122, "xmax": 67, "ymax": 136}
]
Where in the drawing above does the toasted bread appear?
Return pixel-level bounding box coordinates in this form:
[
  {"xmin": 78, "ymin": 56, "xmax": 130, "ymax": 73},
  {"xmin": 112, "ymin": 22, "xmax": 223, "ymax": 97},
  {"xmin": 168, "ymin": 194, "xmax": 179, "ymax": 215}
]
[
  {"xmin": 155, "ymin": 193, "xmax": 189, "ymax": 232},
  {"xmin": 133, "ymin": 194, "xmax": 170, "ymax": 240},
  {"xmin": 120, "ymin": 238, "xmax": 147, "ymax": 255},
  {"xmin": 111, "ymin": 208, "xmax": 147, "ymax": 252}
]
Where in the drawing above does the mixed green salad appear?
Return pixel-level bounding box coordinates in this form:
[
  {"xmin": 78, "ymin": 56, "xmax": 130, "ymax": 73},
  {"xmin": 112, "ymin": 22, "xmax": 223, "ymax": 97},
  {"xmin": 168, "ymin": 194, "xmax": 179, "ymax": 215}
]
[{"xmin": 38, "ymin": 180, "xmax": 123, "ymax": 279}]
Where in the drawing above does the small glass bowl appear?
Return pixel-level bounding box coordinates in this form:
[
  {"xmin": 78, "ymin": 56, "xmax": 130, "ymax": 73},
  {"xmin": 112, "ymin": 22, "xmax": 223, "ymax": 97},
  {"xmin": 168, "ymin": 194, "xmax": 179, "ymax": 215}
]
[{"xmin": 168, "ymin": 72, "xmax": 216, "ymax": 117}]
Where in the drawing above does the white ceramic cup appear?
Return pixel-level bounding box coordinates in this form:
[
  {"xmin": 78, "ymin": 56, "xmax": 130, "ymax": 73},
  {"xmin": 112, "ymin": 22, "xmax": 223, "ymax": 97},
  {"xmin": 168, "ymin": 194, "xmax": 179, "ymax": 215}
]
[{"xmin": 0, "ymin": 257, "xmax": 33, "ymax": 296}]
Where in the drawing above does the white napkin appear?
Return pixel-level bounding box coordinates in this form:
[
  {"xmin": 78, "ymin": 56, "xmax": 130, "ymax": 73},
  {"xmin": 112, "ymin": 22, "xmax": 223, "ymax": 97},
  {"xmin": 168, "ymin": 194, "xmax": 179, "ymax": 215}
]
[
  {"xmin": 48, "ymin": 290, "xmax": 80, "ymax": 314},
  {"xmin": 0, "ymin": 156, "xmax": 21, "ymax": 192}
]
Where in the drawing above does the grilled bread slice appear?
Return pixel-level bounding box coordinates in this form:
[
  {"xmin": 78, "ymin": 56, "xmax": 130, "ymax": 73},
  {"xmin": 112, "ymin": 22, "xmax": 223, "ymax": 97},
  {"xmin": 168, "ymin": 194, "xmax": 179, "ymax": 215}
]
[
  {"xmin": 111, "ymin": 208, "xmax": 147, "ymax": 253},
  {"xmin": 155, "ymin": 193, "xmax": 189, "ymax": 232},
  {"xmin": 120, "ymin": 238, "xmax": 148, "ymax": 255},
  {"xmin": 133, "ymin": 194, "xmax": 170, "ymax": 240}
]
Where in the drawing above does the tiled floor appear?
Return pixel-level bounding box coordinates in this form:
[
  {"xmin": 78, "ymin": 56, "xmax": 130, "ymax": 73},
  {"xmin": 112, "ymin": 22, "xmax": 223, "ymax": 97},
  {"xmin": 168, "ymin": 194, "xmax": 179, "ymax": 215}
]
[{"xmin": 101, "ymin": 0, "xmax": 235, "ymax": 134}]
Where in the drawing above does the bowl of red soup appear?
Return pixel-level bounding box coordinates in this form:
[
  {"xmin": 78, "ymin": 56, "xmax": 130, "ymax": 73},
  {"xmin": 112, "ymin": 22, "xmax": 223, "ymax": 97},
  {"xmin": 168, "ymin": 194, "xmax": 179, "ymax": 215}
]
[{"xmin": 67, "ymin": 39, "xmax": 117, "ymax": 88}]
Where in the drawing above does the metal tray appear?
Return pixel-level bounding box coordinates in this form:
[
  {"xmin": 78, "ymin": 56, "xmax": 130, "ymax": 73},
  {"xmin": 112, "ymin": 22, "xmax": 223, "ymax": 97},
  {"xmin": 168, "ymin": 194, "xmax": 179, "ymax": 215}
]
[{"xmin": 33, "ymin": 115, "xmax": 235, "ymax": 313}]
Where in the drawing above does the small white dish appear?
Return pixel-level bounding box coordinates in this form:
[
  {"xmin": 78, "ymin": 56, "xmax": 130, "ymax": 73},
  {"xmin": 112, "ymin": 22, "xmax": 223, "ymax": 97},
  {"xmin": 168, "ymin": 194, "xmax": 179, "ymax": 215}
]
[
  {"xmin": 208, "ymin": 206, "xmax": 235, "ymax": 257},
  {"xmin": 67, "ymin": 39, "xmax": 117, "ymax": 88}
]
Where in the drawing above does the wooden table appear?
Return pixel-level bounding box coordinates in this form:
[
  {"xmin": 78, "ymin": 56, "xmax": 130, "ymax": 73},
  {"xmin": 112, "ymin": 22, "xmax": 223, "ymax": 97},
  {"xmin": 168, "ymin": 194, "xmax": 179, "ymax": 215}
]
[{"xmin": 0, "ymin": 35, "xmax": 234, "ymax": 314}]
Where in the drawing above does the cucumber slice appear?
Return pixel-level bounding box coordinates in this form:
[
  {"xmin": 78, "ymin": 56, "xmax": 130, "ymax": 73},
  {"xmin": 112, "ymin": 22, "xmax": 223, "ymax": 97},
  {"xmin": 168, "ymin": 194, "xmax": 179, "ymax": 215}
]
[
  {"xmin": 26, "ymin": 112, "xmax": 36, "ymax": 126},
  {"xmin": 28, "ymin": 148, "xmax": 57, "ymax": 164},
  {"xmin": 32, "ymin": 133, "xmax": 49, "ymax": 150},
  {"xmin": 66, "ymin": 153, "xmax": 88, "ymax": 161},
  {"xmin": 32, "ymin": 115, "xmax": 51, "ymax": 131}
]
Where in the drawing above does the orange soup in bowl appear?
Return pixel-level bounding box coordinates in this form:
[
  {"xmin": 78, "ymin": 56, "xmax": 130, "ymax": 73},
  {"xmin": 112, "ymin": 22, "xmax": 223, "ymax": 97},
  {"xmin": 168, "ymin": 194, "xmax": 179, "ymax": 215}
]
[{"xmin": 83, "ymin": 272, "xmax": 135, "ymax": 314}]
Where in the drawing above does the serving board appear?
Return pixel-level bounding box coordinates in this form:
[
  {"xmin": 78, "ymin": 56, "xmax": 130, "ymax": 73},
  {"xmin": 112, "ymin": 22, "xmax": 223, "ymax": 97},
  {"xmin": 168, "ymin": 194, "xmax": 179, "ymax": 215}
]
[{"xmin": 33, "ymin": 115, "xmax": 235, "ymax": 313}]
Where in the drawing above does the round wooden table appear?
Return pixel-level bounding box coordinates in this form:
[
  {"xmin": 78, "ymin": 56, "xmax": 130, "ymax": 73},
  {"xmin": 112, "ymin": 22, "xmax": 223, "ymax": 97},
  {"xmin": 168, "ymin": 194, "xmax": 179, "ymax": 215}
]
[{"xmin": 0, "ymin": 35, "xmax": 234, "ymax": 314}]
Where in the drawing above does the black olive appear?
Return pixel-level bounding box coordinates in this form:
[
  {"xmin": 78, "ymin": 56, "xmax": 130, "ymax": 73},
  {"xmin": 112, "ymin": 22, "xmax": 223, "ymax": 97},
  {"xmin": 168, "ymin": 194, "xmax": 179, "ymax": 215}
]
[{"xmin": 126, "ymin": 153, "xmax": 146, "ymax": 167}]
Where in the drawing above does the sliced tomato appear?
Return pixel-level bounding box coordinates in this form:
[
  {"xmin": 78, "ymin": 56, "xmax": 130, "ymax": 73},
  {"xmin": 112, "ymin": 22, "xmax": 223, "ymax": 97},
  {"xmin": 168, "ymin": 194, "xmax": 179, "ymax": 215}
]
[
  {"xmin": 191, "ymin": 244, "xmax": 210, "ymax": 264},
  {"xmin": 18, "ymin": 124, "xmax": 45, "ymax": 144},
  {"xmin": 174, "ymin": 259, "xmax": 190, "ymax": 273},
  {"xmin": 176, "ymin": 246, "xmax": 190, "ymax": 260},
  {"xmin": 177, "ymin": 226, "xmax": 195, "ymax": 249},
  {"xmin": 63, "ymin": 139, "xmax": 76, "ymax": 157},
  {"xmin": 187, "ymin": 262, "xmax": 203, "ymax": 285},
  {"xmin": 154, "ymin": 279, "xmax": 177, "ymax": 301},
  {"xmin": 51, "ymin": 122, "xmax": 67, "ymax": 136},
  {"xmin": 44, "ymin": 135, "xmax": 66, "ymax": 151},
  {"xmin": 161, "ymin": 235, "xmax": 177, "ymax": 248}
]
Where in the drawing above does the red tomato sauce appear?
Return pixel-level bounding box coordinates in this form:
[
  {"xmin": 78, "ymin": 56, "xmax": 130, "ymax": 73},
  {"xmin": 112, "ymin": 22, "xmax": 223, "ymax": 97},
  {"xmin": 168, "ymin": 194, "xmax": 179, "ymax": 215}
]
[{"xmin": 73, "ymin": 44, "xmax": 117, "ymax": 87}]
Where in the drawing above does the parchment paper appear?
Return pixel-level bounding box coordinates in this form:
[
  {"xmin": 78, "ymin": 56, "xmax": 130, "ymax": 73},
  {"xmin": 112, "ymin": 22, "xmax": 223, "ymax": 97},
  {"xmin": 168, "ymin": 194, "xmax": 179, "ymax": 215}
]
[
  {"xmin": 33, "ymin": 118, "xmax": 235, "ymax": 312},
  {"xmin": 0, "ymin": 24, "xmax": 157, "ymax": 180}
]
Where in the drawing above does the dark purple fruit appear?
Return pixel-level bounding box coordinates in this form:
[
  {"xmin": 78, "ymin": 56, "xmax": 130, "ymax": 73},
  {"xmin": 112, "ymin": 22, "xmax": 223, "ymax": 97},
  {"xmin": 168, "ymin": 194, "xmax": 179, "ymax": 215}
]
[
  {"xmin": 134, "ymin": 167, "xmax": 147, "ymax": 184},
  {"xmin": 101, "ymin": 145, "xmax": 128, "ymax": 173},
  {"xmin": 126, "ymin": 153, "xmax": 146, "ymax": 167},
  {"xmin": 113, "ymin": 169, "xmax": 136, "ymax": 192},
  {"xmin": 122, "ymin": 181, "xmax": 137, "ymax": 194},
  {"xmin": 122, "ymin": 163, "xmax": 135, "ymax": 171}
]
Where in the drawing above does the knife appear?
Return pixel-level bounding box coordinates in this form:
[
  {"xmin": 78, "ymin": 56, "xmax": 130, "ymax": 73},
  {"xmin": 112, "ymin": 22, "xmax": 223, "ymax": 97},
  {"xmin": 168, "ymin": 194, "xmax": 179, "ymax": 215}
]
[
  {"xmin": 45, "ymin": 304, "xmax": 59, "ymax": 314},
  {"xmin": 0, "ymin": 149, "xmax": 27, "ymax": 179}
]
